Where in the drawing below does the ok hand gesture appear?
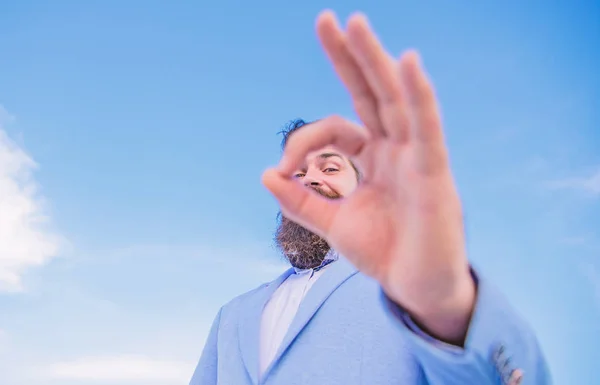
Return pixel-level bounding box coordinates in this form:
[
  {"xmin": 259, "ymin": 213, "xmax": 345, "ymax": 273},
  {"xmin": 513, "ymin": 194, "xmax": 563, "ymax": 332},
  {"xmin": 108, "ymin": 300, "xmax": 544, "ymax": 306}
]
[{"xmin": 263, "ymin": 11, "xmax": 475, "ymax": 342}]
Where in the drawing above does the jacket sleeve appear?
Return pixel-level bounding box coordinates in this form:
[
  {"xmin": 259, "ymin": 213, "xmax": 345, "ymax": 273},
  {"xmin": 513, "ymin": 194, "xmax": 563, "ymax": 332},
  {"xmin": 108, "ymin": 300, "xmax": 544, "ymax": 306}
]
[
  {"xmin": 381, "ymin": 269, "xmax": 552, "ymax": 384},
  {"xmin": 189, "ymin": 308, "xmax": 222, "ymax": 385}
]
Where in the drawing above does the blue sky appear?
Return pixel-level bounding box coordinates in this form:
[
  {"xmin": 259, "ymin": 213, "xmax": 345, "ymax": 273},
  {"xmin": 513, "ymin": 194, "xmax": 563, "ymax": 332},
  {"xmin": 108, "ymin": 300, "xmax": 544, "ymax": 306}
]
[{"xmin": 0, "ymin": 1, "xmax": 598, "ymax": 384}]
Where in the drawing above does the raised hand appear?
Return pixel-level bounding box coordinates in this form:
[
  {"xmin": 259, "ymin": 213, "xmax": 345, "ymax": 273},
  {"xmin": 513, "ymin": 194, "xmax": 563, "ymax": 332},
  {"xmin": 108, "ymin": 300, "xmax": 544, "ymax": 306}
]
[{"xmin": 262, "ymin": 11, "xmax": 475, "ymax": 342}]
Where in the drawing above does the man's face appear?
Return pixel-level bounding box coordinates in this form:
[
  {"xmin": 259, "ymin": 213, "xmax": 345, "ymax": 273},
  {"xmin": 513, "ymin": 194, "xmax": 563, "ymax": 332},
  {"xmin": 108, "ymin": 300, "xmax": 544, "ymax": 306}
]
[{"xmin": 274, "ymin": 146, "xmax": 359, "ymax": 269}]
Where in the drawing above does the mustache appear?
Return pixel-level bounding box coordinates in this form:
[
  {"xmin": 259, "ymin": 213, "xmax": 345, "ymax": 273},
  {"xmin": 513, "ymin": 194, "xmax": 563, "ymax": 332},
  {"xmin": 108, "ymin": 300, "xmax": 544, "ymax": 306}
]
[
  {"xmin": 308, "ymin": 186, "xmax": 342, "ymax": 200},
  {"xmin": 276, "ymin": 186, "xmax": 341, "ymax": 222}
]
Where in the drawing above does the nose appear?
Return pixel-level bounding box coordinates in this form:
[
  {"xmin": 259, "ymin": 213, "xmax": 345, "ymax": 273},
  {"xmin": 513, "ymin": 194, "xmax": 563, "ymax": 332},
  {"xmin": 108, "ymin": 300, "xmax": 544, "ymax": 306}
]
[{"xmin": 303, "ymin": 172, "xmax": 323, "ymax": 188}]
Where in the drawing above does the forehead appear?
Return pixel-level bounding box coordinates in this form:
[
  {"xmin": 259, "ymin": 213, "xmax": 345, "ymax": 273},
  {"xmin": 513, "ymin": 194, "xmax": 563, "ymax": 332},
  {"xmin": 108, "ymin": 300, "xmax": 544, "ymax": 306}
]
[{"xmin": 305, "ymin": 146, "xmax": 347, "ymax": 163}]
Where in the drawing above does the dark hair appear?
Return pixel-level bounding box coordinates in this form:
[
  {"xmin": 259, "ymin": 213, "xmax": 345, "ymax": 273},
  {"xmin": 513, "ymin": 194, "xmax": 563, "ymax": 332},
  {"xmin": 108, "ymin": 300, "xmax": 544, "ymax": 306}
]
[
  {"xmin": 278, "ymin": 118, "xmax": 311, "ymax": 150},
  {"xmin": 278, "ymin": 118, "xmax": 361, "ymax": 180}
]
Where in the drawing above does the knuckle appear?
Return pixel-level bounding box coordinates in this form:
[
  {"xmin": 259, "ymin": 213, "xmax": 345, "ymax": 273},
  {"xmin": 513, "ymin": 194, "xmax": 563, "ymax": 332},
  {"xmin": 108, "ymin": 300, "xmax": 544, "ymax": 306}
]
[{"xmin": 326, "ymin": 114, "xmax": 346, "ymax": 127}]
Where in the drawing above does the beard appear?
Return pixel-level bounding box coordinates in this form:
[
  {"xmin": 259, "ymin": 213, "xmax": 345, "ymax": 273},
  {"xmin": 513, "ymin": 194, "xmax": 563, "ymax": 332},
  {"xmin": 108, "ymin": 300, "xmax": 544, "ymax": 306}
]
[{"xmin": 274, "ymin": 186, "xmax": 342, "ymax": 270}]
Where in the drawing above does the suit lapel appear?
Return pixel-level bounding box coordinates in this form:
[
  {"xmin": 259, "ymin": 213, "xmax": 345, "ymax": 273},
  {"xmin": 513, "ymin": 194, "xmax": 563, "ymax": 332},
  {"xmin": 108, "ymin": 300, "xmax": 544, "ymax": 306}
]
[
  {"xmin": 264, "ymin": 257, "xmax": 359, "ymax": 378},
  {"xmin": 238, "ymin": 268, "xmax": 293, "ymax": 385}
]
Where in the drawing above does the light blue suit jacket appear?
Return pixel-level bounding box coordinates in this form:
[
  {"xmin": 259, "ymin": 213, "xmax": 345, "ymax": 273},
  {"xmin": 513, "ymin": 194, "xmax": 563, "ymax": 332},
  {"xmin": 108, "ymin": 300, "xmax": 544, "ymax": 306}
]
[{"xmin": 190, "ymin": 257, "xmax": 551, "ymax": 384}]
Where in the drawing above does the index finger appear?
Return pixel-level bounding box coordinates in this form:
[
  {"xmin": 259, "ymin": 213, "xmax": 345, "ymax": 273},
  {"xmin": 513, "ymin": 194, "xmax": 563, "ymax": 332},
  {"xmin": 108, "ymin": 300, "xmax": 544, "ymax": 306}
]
[{"xmin": 277, "ymin": 115, "xmax": 370, "ymax": 176}]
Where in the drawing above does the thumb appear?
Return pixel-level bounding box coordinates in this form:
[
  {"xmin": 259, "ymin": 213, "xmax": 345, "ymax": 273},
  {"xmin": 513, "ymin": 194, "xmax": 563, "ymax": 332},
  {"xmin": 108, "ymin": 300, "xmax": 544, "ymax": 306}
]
[{"xmin": 262, "ymin": 168, "xmax": 339, "ymax": 237}]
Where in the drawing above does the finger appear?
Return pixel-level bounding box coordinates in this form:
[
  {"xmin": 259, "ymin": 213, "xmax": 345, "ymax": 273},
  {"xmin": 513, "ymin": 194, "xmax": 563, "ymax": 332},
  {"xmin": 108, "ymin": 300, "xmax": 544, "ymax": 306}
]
[
  {"xmin": 277, "ymin": 115, "xmax": 370, "ymax": 176},
  {"xmin": 398, "ymin": 51, "xmax": 449, "ymax": 174},
  {"xmin": 316, "ymin": 10, "xmax": 386, "ymax": 138},
  {"xmin": 262, "ymin": 167, "xmax": 339, "ymax": 237},
  {"xmin": 345, "ymin": 13, "xmax": 410, "ymax": 143}
]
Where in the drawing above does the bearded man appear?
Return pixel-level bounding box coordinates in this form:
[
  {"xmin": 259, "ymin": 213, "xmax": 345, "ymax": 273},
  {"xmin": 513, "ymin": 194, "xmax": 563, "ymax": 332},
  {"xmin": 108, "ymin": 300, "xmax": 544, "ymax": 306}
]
[{"xmin": 189, "ymin": 11, "xmax": 549, "ymax": 385}]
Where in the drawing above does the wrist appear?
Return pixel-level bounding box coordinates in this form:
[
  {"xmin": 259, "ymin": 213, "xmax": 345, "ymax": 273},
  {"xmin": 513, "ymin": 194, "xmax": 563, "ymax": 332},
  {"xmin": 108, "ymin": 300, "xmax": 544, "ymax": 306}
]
[
  {"xmin": 419, "ymin": 277, "xmax": 476, "ymax": 345},
  {"xmin": 387, "ymin": 269, "xmax": 477, "ymax": 346}
]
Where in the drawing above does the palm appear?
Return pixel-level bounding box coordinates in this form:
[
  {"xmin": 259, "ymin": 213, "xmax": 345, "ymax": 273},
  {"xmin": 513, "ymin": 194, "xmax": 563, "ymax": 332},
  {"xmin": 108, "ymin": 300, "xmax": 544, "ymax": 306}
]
[
  {"xmin": 263, "ymin": 11, "xmax": 468, "ymax": 314},
  {"xmin": 330, "ymin": 140, "xmax": 462, "ymax": 290}
]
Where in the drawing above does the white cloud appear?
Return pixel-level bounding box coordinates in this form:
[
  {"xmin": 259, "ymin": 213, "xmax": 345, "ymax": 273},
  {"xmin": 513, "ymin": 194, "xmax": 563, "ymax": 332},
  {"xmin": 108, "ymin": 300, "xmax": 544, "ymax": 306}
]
[
  {"xmin": 39, "ymin": 355, "xmax": 193, "ymax": 383},
  {"xmin": 0, "ymin": 328, "xmax": 7, "ymax": 349},
  {"xmin": 580, "ymin": 262, "xmax": 600, "ymax": 309},
  {"xmin": 0, "ymin": 105, "xmax": 14, "ymax": 124},
  {"xmin": 547, "ymin": 168, "xmax": 600, "ymax": 195},
  {"xmin": 0, "ymin": 105, "xmax": 63, "ymax": 292},
  {"xmin": 559, "ymin": 236, "xmax": 588, "ymax": 246}
]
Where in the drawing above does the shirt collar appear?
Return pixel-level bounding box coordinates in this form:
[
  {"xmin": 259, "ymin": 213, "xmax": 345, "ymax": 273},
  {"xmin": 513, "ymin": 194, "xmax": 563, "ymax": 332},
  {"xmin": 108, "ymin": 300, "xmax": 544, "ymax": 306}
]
[{"xmin": 293, "ymin": 249, "xmax": 339, "ymax": 274}]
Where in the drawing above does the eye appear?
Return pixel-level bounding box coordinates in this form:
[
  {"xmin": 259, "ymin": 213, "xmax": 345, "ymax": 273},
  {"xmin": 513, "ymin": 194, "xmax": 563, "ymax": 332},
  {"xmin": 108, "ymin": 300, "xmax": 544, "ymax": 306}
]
[
  {"xmin": 294, "ymin": 173, "xmax": 306, "ymax": 179},
  {"xmin": 323, "ymin": 168, "xmax": 339, "ymax": 173}
]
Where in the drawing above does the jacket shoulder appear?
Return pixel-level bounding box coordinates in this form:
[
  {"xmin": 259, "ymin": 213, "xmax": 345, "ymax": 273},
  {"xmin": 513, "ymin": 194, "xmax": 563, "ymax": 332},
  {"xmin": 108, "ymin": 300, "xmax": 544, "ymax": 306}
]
[{"xmin": 218, "ymin": 273, "xmax": 284, "ymax": 318}]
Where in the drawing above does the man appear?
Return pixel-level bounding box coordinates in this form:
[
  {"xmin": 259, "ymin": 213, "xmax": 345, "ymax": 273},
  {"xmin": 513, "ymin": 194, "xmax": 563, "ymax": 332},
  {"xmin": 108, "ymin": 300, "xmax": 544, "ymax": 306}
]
[{"xmin": 189, "ymin": 11, "xmax": 550, "ymax": 385}]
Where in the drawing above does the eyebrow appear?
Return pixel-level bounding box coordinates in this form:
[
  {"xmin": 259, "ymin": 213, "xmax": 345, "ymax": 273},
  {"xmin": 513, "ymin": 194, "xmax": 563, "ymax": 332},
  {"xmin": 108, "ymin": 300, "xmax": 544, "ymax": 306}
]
[
  {"xmin": 296, "ymin": 152, "xmax": 345, "ymax": 171},
  {"xmin": 318, "ymin": 152, "xmax": 344, "ymax": 161}
]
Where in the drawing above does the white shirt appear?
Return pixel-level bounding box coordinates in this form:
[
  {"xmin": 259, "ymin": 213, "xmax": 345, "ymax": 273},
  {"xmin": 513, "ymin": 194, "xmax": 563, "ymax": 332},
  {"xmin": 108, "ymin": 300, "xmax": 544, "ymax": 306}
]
[{"xmin": 258, "ymin": 255, "xmax": 337, "ymax": 378}]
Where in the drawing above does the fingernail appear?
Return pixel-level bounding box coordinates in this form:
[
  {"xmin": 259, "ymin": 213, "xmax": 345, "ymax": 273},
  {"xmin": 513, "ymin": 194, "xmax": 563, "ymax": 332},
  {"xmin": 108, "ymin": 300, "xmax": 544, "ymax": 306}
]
[
  {"xmin": 277, "ymin": 156, "xmax": 290, "ymax": 174},
  {"xmin": 411, "ymin": 50, "xmax": 422, "ymax": 67},
  {"xmin": 277, "ymin": 155, "xmax": 294, "ymax": 174}
]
